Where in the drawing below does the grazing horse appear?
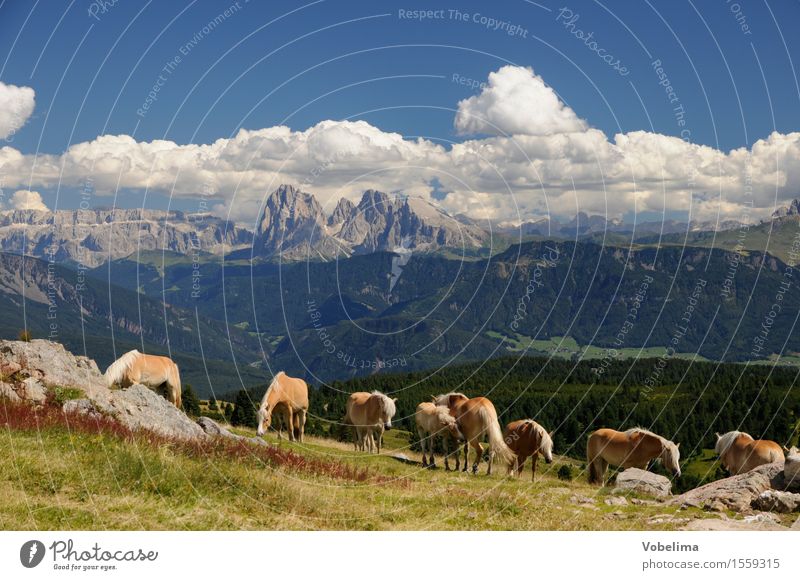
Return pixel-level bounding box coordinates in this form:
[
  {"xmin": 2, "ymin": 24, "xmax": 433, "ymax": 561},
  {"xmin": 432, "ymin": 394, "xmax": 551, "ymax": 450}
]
[
  {"xmin": 344, "ymin": 391, "xmax": 397, "ymax": 453},
  {"xmin": 256, "ymin": 372, "xmax": 309, "ymax": 442},
  {"xmin": 587, "ymin": 427, "xmax": 681, "ymax": 485},
  {"xmin": 415, "ymin": 402, "xmax": 464, "ymax": 470},
  {"xmin": 715, "ymin": 431, "xmax": 784, "ymax": 475},
  {"xmin": 104, "ymin": 350, "xmax": 182, "ymax": 408},
  {"xmin": 504, "ymin": 419, "xmax": 554, "ymax": 481},
  {"xmin": 435, "ymin": 393, "xmax": 515, "ymax": 475}
]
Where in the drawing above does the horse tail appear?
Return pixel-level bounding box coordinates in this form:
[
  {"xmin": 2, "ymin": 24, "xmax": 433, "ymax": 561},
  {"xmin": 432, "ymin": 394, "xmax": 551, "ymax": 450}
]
[
  {"xmin": 587, "ymin": 434, "xmax": 606, "ymax": 485},
  {"xmin": 168, "ymin": 361, "xmax": 182, "ymax": 409},
  {"xmin": 478, "ymin": 404, "xmax": 516, "ymax": 466}
]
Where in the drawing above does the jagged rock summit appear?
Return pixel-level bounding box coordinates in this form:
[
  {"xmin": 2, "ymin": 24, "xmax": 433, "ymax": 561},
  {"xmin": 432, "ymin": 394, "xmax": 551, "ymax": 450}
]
[{"xmin": 253, "ymin": 185, "xmax": 489, "ymax": 259}]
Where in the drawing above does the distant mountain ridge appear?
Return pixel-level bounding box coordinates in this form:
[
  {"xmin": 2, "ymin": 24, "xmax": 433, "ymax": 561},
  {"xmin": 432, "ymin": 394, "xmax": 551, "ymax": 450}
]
[
  {"xmin": 2, "ymin": 190, "xmax": 799, "ymax": 266},
  {"xmin": 0, "ymin": 208, "xmax": 252, "ymax": 268}
]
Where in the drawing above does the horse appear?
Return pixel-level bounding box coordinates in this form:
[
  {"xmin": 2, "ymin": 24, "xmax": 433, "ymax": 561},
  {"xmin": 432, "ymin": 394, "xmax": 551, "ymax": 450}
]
[
  {"xmin": 104, "ymin": 350, "xmax": 182, "ymax": 408},
  {"xmin": 714, "ymin": 431, "xmax": 784, "ymax": 475},
  {"xmin": 504, "ymin": 419, "xmax": 554, "ymax": 481},
  {"xmin": 435, "ymin": 392, "xmax": 515, "ymax": 475},
  {"xmin": 344, "ymin": 391, "xmax": 397, "ymax": 453},
  {"xmin": 587, "ymin": 427, "xmax": 681, "ymax": 485},
  {"xmin": 415, "ymin": 402, "xmax": 464, "ymax": 470},
  {"xmin": 256, "ymin": 372, "xmax": 309, "ymax": 442}
]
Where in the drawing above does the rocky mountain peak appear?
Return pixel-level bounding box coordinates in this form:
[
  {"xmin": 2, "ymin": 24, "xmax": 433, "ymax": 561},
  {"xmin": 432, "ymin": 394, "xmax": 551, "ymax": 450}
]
[{"xmin": 772, "ymin": 199, "xmax": 800, "ymax": 219}]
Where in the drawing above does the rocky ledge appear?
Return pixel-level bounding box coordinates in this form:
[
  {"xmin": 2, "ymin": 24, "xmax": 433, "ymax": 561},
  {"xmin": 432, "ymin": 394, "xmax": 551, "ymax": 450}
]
[{"xmin": 0, "ymin": 339, "xmax": 205, "ymax": 440}]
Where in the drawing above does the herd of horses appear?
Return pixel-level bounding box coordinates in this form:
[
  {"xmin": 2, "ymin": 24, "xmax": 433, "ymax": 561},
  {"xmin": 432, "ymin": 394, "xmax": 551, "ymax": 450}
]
[{"xmin": 103, "ymin": 351, "xmax": 796, "ymax": 484}]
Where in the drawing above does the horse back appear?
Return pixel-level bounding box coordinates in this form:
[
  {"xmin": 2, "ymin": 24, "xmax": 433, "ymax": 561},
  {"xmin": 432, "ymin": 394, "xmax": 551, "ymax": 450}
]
[{"xmin": 504, "ymin": 420, "xmax": 536, "ymax": 456}]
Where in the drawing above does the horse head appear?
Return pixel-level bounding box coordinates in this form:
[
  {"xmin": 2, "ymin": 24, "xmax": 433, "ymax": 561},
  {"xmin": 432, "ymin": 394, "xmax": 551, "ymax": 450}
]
[
  {"xmin": 256, "ymin": 404, "xmax": 272, "ymax": 437},
  {"xmin": 444, "ymin": 413, "xmax": 465, "ymax": 442},
  {"xmin": 661, "ymin": 440, "xmax": 681, "ymax": 477}
]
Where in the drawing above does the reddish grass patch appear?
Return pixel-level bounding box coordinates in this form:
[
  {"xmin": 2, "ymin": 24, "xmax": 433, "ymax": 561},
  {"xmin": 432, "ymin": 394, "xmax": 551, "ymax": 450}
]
[{"xmin": 0, "ymin": 400, "xmax": 398, "ymax": 485}]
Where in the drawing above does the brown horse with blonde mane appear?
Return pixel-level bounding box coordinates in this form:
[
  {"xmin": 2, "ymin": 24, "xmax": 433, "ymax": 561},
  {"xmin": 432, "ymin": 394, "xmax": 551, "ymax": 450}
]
[
  {"xmin": 104, "ymin": 350, "xmax": 182, "ymax": 408},
  {"xmin": 344, "ymin": 391, "xmax": 397, "ymax": 453},
  {"xmin": 434, "ymin": 392, "xmax": 515, "ymax": 475},
  {"xmin": 587, "ymin": 427, "xmax": 681, "ymax": 485},
  {"xmin": 256, "ymin": 372, "xmax": 309, "ymax": 442},
  {"xmin": 715, "ymin": 431, "xmax": 784, "ymax": 475},
  {"xmin": 504, "ymin": 419, "xmax": 554, "ymax": 481}
]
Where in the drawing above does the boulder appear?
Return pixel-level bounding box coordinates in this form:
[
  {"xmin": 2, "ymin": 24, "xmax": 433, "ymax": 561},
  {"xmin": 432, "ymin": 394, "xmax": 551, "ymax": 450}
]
[
  {"xmin": 99, "ymin": 384, "xmax": 206, "ymax": 441},
  {"xmin": 751, "ymin": 490, "xmax": 800, "ymax": 513},
  {"xmin": 671, "ymin": 462, "xmax": 784, "ymax": 512},
  {"xmin": 62, "ymin": 398, "xmax": 103, "ymax": 419},
  {"xmin": 604, "ymin": 496, "xmax": 628, "ymax": 506},
  {"xmin": 683, "ymin": 517, "xmax": 789, "ymax": 531},
  {"xmin": 20, "ymin": 377, "xmax": 47, "ymax": 404},
  {"xmin": 0, "ymin": 340, "xmax": 103, "ymax": 398},
  {"xmin": 197, "ymin": 416, "xmax": 241, "ymax": 439},
  {"xmin": 0, "ymin": 382, "xmax": 21, "ymax": 402},
  {"xmin": 614, "ymin": 468, "xmax": 672, "ymax": 497}
]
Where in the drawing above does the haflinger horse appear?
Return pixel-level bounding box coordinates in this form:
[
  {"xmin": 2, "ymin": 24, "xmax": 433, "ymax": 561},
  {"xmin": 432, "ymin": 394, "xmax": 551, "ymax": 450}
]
[
  {"xmin": 587, "ymin": 427, "xmax": 681, "ymax": 485},
  {"xmin": 504, "ymin": 419, "xmax": 554, "ymax": 481},
  {"xmin": 415, "ymin": 402, "xmax": 464, "ymax": 470},
  {"xmin": 434, "ymin": 392, "xmax": 516, "ymax": 475},
  {"xmin": 715, "ymin": 431, "xmax": 784, "ymax": 475},
  {"xmin": 104, "ymin": 350, "xmax": 182, "ymax": 408},
  {"xmin": 344, "ymin": 391, "xmax": 397, "ymax": 454},
  {"xmin": 256, "ymin": 372, "xmax": 309, "ymax": 442}
]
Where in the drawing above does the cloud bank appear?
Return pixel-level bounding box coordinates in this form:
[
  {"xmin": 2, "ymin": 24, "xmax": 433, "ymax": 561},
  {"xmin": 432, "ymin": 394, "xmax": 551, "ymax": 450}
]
[
  {"xmin": 0, "ymin": 81, "xmax": 35, "ymax": 141},
  {"xmin": 0, "ymin": 66, "xmax": 797, "ymax": 224}
]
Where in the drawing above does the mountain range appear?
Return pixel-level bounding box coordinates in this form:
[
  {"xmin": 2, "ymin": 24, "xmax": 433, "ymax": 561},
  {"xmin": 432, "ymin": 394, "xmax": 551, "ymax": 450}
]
[{"xmin": 3, "ymin": 185, "xmax": 797, "ymax": 267}]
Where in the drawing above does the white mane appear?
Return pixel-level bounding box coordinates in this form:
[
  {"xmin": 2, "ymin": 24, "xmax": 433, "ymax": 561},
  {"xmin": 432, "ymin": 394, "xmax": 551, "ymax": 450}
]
[
  {"xmin": 715, "ymin": 430, "xmax": 747, "ymax": 455},
  {"xmin": 371, "ymin": 390, "xmax": 396, "ymax": 419},
  {"xmin": 104, "ymin": 350, "xmax": 142, "ymax": 386},
  {"xmin": 260, "ymin": 371, "xmax": 286, "ymax": 413},
  {"xmin": 433, "ymin": 392, "xmax": 466, "ymax": 407}
]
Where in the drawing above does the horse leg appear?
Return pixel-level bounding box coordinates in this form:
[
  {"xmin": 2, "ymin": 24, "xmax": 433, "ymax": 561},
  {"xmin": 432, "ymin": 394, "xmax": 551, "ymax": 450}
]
[
  {"xmin": 531, "ymin": 454, "xmax": 538, "ymax": 482},
  {"xmin": 443, "ymin": 437, "xmax": 450, "ymax": 471},
  {"xmin": 486, "ymin": 446, "xmax": 495, "ymax": 476},
  {"xmin": 462, "ymin": 440, "xmax": 469, "ymax": 472},
  {"xmin": 296, "ymin": 409, "xmax": 306, "ymax": 442},
  {"xmin": 472, "ymin": 441, "xmax": 482, "ymax": 474},
  {"xmin": 375, "ymin": 425, "xmax": 384, "ymax": 454},
  {"xmin": 419, "ymin": 430, "xmax": 428, "ymax": 467},
  {"xmin": 285, "ymin": 407, "xmax": 294, "ymax": 442}
]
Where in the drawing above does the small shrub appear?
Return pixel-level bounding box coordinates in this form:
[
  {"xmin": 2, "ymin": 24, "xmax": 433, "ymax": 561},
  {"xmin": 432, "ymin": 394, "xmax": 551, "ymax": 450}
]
[
  {"xmin": 51, "ymin": 386, "xmax": 85, "ymax": 406},
  {"xmin": 557, "ymin": 464, "xmax": 574, "ymax": 481},
  {"xmin": 17, "ymin": 329, "xmax": 32, "ymax": 342}
]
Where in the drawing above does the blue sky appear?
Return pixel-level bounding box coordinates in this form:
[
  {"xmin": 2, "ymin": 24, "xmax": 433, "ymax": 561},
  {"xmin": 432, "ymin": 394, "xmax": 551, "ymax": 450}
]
[{"xmin": 0, "ymin": 0, "xmax": 799, "ymax": 222}]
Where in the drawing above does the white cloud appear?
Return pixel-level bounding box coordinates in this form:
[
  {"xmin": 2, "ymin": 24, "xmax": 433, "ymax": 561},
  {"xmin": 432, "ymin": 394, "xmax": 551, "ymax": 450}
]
[
  {"xmin": 0, "ymin": 66, "xmax": 798, "ymax": 223},
  {"xmin": 10, "ymin": 190, "xmax": 48, "ymax": 211},
  {"xmin": 0, "ymin": 81, "xmax": 35, "ymax": 141},
  {"xmin": 454, "ymin": 66, "xmax": 587, "ymax": 136}
]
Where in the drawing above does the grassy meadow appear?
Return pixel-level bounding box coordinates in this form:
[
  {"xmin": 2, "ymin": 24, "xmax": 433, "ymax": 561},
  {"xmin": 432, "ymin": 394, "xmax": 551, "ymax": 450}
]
[{"xmin": 0, "ymin": 400, "xmax": 752, "ymax": 531}]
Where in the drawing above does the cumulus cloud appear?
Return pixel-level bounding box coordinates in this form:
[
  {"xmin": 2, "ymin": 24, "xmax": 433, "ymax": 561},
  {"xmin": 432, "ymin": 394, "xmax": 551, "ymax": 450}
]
[
  {"xmin": 0, "ymin": 66, "xmax": 797, "ymax": 223},
  {"xmin": 0, "ymin": 81, "xmax": 35, "ymax": 141},
  {"xmin": 454, "ymin": 66, "xmax": 587, "ymax": 136},
  {"xmin": 10, "ymin": 190, "xmax": 48, "ymax": 211}
]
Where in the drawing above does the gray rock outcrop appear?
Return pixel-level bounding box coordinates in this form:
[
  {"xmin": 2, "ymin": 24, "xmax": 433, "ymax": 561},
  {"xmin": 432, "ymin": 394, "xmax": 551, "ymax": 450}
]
[
  {"xmin": 614, "ymin": 468, "xmax": 672, "ymax": 497},
  {"xmin": 671, "ymin": 462, "xmax": 784, "ymax": 512},
  {"xmin": 0, "ymin": 339, "xmax": 205, "ymax": 440}
]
